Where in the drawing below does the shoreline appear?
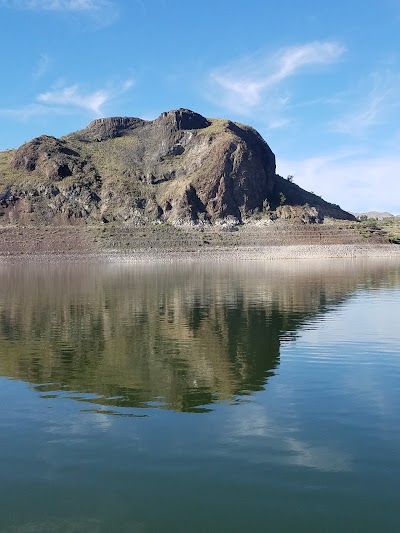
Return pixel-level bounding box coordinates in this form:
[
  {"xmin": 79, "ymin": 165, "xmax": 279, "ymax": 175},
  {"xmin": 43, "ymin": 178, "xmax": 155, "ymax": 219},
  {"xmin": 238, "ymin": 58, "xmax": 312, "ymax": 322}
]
[{"xmin": 1, "ymin": 244, "xmax": 400, "ymax": 263}]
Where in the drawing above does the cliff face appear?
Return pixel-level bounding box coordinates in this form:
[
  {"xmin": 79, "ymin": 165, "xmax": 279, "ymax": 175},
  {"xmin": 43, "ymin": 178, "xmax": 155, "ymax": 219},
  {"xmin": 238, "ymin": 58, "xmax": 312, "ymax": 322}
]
[{"xmin": 0, "ymin": 109, "xmax": 354, "ymax": 224}]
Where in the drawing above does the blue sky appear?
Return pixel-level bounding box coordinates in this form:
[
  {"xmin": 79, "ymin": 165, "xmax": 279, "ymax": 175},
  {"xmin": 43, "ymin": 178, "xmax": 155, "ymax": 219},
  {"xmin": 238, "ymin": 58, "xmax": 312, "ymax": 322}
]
[{"xmin": 0, "ymin": 0, "xmax": 399, "ymax": 214}]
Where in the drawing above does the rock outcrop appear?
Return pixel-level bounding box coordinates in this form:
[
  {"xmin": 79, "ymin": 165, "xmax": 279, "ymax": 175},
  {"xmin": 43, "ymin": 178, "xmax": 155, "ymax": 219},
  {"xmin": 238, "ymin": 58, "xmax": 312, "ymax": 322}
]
[{"xmin": 0, "ymin": 108, "xmax": 355, "ymax": 224}]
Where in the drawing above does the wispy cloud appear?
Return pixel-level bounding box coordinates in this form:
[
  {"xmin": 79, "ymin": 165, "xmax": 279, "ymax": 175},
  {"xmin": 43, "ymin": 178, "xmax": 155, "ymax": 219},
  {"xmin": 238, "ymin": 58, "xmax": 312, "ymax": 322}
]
[
  {"xmin": 1, "ymin": 0, "xmax": 118, "ymax": 26},
  {"xmin": 332, "ymin": 71, "xmax": 400, "ymax": 136},
  {"xmin": 37, "ymin": 79, "xmax": 134, "ymax": 115},
  {"xmin": 32, "ymin": 53, "xmax": 51, "ymax": 80},
  {"xmin": 267, "ymin": 117, "xmax": 292, "ymax": 130},
  {"xmin": 38, "ymin": 85, "xmax": 108, "ymax": 115},
  {"xmin": 0, "ymin": 103, "xmax": 60, "ymax": 120},
  {"xmin": 277, "ymin": 149, "xmax": 400, "ymax": 214},
  {"xmin": 208, "ymin": 41, "xmax": 346, "ymax": 117},
  {"xmin": 3, "ymin": 0, "xmax": 108, "ymax": 11},
  {"xmin": 0, "ymin": 79, "xmax": 135, "ymax": 120}
]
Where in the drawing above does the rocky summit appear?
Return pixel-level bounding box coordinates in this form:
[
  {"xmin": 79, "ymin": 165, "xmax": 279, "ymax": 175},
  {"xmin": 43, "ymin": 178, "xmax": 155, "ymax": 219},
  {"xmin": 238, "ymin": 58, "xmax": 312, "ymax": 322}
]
[{"xmin": 0, "ymin": 109, "xmax": 354, "ymax": 225}]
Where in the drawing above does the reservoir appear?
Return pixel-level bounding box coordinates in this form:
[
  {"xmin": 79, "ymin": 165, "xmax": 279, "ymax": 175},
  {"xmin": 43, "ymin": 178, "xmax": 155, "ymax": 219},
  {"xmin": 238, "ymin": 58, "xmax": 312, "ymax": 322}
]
[{"xmin": 0, "ymin": 258, "xmax": 399, "ymax": 532}]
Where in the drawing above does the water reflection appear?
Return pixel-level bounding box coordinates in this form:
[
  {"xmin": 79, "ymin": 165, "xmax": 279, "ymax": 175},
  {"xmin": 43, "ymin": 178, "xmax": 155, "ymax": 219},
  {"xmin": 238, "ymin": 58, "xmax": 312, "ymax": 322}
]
[{"xmin": 0, "ymin": 259, "xmax": 399, "ymax": 412}]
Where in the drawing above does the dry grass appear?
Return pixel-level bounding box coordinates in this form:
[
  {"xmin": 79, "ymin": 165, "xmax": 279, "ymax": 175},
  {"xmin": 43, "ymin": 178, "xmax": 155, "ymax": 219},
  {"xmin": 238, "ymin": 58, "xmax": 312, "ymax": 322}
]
[
  {"xmin": 0, "ymin": 150, "xmax": 44, "ymax": 190},
  {"xmin": 356, "ymin": 217, "xmax": 400, "ymax": 244}
]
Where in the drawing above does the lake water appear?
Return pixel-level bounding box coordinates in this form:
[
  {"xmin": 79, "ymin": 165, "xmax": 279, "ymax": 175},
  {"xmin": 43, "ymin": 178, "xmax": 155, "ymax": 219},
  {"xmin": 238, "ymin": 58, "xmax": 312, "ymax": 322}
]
[{"xmin": 0, "ymin": 258, "xmax": 399, "ymax": 532}]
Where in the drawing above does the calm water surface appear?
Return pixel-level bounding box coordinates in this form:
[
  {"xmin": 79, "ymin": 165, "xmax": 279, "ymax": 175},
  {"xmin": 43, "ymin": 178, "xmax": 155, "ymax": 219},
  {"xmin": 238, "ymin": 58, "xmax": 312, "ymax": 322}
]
[{"xmin": 0, "ymin": 258, "xmax": 399, "ymax": 532}]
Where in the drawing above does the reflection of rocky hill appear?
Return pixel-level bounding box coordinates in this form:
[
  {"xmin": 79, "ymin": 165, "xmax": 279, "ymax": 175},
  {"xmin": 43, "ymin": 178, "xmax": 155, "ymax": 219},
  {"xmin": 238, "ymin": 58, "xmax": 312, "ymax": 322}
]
[{"xmin": 0, "ymin": 260, "xmax": 399, "ymax": 412}]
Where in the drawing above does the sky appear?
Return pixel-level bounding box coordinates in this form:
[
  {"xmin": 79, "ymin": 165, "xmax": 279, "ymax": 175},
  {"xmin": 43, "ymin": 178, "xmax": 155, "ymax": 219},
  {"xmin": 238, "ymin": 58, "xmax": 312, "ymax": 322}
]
[{"xmin": 0, "ymin": 0, "xmax": 399, "ymax": 214}]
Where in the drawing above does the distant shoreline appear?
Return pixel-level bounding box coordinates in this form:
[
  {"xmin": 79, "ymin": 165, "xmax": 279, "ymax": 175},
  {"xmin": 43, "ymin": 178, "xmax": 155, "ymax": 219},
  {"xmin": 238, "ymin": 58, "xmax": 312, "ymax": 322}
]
[
  {"xmin": 1, "ymin": 244, "xmax": 400, "ymax": 263},
  {"xmin": 1, "ymin": 221, "xmax": 399, "ymax": 263}
]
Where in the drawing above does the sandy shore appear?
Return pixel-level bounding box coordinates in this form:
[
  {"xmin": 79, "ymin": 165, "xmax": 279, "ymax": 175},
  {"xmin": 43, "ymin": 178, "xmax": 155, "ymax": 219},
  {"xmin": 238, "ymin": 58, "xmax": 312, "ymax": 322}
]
[
  {"xmin": 0, "ymin": 244, "xmax": 400, "ymax": 263},
  {"xmin": 0, "ymin": 222, "xmax": 399, "ymax": 263}
]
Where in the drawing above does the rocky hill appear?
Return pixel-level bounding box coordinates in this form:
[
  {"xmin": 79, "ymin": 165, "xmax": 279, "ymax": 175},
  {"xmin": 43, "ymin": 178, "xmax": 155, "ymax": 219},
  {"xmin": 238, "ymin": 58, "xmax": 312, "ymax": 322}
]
[
  {"xmin": 0, "ymin": 109, "xmax": 354, "ymax": 225},
  {"xmin": 353, "ymin": 211, "xmax": 394, "ymax": 220}
]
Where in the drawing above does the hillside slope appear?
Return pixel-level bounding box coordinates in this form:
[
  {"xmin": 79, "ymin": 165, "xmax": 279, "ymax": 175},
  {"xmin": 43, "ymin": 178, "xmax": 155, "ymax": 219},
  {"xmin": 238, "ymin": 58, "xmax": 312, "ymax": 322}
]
[{"xmin": 0, "ymin": 109, "xmax": 354, "ymax": 225}]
